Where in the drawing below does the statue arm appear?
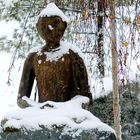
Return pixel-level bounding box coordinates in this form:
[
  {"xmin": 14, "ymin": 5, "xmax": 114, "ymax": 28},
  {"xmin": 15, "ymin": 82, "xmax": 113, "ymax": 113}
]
[
  {"xmin": 17, "ymin": 53, "xmax": 35, "ymax": 108},
  {"xmin": 70, "ymin": 50, "xmax": 93, "ymax": 105}
]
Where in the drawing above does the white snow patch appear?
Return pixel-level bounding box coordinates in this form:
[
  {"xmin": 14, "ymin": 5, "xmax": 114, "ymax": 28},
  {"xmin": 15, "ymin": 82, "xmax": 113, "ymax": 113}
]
[
  {"xmin": 48, "ymin": 25, "xmax": 54, "ymax": 30},
  {"xmin": 2, "ymin": 95, "xmax": 115, "ymax": 134},
  {"xmin": 0, "ymin": 21, "xmax": 19, "ymax": 39},
  {"xmin": 29, "ymin": 41, "xmax": 85, "ymax": 63},
  {"xmin": 91, "ymin": 77, "xmax": 113, "ymax": 99},
  {"xmin": 3, "ymin": 0, "xmax": 19, "ymax": 7},
  {"xmin": 61, "ymin": 57, "xmax": 64, "ymax": 61},
  {"xmin": 44, "ymin": 42, "xmax": 70, "ymax": 62},
  {"xmin": 38, "ymin": 60, "xmax": 42, "ymax": 64},
  {"xmin": 39, "ymin": 3, "xmax": 69, "ymax": 23}
]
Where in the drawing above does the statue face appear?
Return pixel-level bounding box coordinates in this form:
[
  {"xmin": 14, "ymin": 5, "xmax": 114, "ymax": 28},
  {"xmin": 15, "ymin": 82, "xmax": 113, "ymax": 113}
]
[{"xmin": 36, "ymin": 16, "xmax": 67, "ymax": 43}]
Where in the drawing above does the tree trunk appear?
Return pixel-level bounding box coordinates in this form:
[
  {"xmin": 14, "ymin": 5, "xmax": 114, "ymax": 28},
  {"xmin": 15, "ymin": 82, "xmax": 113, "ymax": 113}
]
[
  {"xmin": 97, "ymin": 0, "xmax": 105, "ymax": 77},
  {"xmin": 109, "ymin": 0, "xmax": 121, "ymax": 140}
]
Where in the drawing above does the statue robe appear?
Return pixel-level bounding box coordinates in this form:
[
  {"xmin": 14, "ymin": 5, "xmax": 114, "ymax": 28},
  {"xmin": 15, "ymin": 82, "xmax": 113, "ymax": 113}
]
[{"xmin": 18, "ymin": 49, "xmax": 92, "ymax": 104}]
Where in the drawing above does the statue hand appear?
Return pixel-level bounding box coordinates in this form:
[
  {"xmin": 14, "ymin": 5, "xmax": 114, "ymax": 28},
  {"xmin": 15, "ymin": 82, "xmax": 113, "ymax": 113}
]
[
  {"xmin": 17, "ymin": 96, "xmax": 40, "ymax": 108},
  {"xmin": 17, "ymin": 98, "xmax": 31, "ymax": 108}
]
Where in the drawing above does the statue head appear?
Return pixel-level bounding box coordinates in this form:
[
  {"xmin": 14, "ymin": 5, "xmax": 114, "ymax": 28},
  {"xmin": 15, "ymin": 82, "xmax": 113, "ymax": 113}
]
[
  {"xmin": 36, "ymin": 16, "xmax": 67, "ymax": 43},
  {"xmin": 36, "ymin": 3, "xmax": 68, "ymax": 44}
]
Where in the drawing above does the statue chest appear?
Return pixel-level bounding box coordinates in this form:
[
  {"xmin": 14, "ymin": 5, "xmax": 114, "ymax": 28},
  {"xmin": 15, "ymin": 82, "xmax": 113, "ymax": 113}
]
[
  {"xmin": 33, "ymin": 53, "xmax": 72, "ymax": 102},
  {"xmin": 33, "ymin": 53, "xmax": 71, "ymax": 79}
]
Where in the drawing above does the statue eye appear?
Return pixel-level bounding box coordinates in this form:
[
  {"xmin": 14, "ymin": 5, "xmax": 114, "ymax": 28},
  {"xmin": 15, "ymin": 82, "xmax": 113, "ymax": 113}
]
[{"xmin": 48, "ymin": 25, "xmax": 54, "ymax": 30}]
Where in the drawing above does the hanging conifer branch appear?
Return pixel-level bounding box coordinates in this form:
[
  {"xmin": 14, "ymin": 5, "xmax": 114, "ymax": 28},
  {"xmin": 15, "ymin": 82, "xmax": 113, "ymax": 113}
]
[{"xmin": 7, "ymin": 0, "xmax": 38, "ymax": 85}]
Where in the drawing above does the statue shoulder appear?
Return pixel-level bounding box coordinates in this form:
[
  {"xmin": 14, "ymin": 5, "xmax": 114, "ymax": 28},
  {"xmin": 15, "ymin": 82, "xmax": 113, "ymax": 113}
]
[
  {"xmin": 26, "ymin": 52, "xmax": 36, "ymax": 62},
  {"xmin": 69, "ymin": 49, "xmax": 80, "ymax": 58},
  {"xmin": 69, "ymin": 49, "xmax": 84, "ymax": 62},
  {"xmin": 24, "ymin": 52, "xmax": 36, "ymax": 66}
]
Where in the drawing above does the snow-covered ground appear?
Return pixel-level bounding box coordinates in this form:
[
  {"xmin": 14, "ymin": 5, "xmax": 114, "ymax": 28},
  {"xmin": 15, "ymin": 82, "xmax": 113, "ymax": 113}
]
[{"xmin": 0, "ymin": 52, "xmax": 21, "ymax": 120}]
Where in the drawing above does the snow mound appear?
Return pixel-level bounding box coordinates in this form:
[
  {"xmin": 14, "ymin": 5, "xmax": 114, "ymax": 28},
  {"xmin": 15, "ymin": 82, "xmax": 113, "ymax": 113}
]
[
  {"xmin": 2, "ymin": 95, "xmax": 115, "ymax": 134},
  {"xmin": 39, "ymin": 3, "xmax": 69, "ymax": 23}
]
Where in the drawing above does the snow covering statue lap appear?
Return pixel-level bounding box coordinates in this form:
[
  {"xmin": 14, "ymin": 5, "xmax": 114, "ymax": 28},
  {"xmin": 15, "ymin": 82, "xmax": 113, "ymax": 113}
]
[{"xmin": 16, "ymin": 3, "xmax": 92, "ymax": 109}]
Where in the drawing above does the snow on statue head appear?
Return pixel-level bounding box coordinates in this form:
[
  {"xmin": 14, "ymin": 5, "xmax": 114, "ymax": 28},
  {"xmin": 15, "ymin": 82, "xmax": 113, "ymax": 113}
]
[{"xmin": 36, "ymin": 3, "xmax": 69, "ymax": 44}]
